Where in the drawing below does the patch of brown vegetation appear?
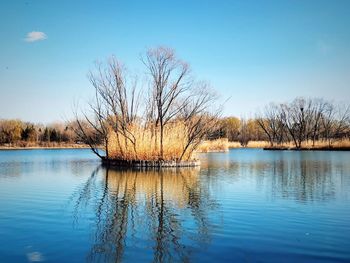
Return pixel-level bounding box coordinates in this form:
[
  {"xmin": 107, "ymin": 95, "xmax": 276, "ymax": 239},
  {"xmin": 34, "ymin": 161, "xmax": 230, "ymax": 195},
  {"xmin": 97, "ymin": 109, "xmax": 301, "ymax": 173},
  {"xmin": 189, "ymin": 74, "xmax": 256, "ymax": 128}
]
[
  {"xmin": 196, "ymin": 138, "xmax": 229, "ymax": 152},
  {"xmin": 108, "ymin": 122, "xmax": 198, "ymax": 161},
  {"xmin": 0, "ymin": 142, "xmax": 90, "ymax": 150},
  {"xmin": 264, "ymin": 139, "xmax": 350, "ymax": 150}
]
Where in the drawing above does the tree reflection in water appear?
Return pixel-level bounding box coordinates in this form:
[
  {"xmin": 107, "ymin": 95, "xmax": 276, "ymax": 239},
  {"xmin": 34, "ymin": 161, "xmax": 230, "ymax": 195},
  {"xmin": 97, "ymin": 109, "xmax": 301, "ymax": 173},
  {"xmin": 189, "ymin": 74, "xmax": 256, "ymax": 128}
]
[
  {"xmin": 72, "ymin": 166, "xmax": 217, "ymax": 263},
  {"xmin": 268, "ymin": 158, "xmax": 337, "ymax": 202},
  {"xmin": 200, "ymin": 151, "xmax": 341, "ymax": 203}
]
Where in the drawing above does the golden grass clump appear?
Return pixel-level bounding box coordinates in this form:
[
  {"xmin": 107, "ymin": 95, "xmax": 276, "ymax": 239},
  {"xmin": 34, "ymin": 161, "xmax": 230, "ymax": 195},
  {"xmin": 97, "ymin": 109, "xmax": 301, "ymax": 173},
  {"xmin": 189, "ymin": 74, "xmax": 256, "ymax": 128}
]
[
  {"xmin": 107, "ymin": 122, "xmax": 195, "ymax": 161},
  {"xmin": 193, "ymin": 139, "xmax": 350, "ymax": 151},
  {"xmin": 246, "ymin": 140, "xmax": 270, "ymax": 148},
  {"xmin": 262, "ymin": 139, "xmax": 350, "ymax": 149},
  {"xmin": 298, "ymin": 139, "xmax": 350, "ymax": 149},
  {"xmin": 196, "ymin": 138, "xmax": 229, "ymax": 153},
  {"xmin": 227, "ymin": 141, "xmax": 241, "ymax": 148}
]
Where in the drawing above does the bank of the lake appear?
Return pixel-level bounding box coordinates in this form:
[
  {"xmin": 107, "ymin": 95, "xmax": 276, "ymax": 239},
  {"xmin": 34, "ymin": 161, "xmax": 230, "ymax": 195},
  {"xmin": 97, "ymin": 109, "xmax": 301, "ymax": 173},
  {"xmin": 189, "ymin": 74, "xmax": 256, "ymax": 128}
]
[{"xmin": 0, "ymin": 143, "xmax": 90, "ymax": 150}]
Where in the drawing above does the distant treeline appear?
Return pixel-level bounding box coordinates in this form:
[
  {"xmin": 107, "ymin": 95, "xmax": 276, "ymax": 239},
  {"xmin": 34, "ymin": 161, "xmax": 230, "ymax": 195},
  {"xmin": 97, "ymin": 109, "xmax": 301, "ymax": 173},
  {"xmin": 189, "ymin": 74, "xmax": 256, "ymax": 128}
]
[
  {"xmin": 1, "ymin": 98, "xmax": 349, "ymax": 149},
  {"xmin": 214, "ymin": 97, "xmax": 350, "ymax": 148},
  {"xmin": 0, "ymin": 120, "xmax": 81, "ymax": 146},
  {"xmin": 212, "ymin": 117, "xmax": 266, "ymax": 146}
]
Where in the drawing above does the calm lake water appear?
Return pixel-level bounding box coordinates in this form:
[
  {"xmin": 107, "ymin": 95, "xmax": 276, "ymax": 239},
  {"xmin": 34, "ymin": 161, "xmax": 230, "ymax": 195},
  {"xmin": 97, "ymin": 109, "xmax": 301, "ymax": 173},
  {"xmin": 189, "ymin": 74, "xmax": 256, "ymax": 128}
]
[{"xmin": 0, "ymin": 149, "xmax": 349, "ymax": 263}]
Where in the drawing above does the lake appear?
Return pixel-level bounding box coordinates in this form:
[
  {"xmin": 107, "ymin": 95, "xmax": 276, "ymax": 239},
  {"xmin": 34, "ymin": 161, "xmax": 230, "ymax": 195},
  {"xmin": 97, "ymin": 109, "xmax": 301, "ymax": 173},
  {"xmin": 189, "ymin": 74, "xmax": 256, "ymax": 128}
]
[{"xmin": 0, "ymin": 149, "xmax": 349, "ymax": 262}]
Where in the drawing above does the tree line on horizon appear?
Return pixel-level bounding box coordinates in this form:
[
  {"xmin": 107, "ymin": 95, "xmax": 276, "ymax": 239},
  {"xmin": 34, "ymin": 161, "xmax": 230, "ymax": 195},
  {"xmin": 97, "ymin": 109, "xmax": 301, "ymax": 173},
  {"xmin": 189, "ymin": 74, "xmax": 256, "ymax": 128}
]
[
  {"xmin": 211, "ymin": 99, "xmax": 350, "ymax": 149},
  {"xmin": 1, "ymin": 96, "xmax": 349, "ymax": 149},
  {"xmin": 254, "ymin": 97, "xmax": 350, "ymax": 148},
  {"xmin": 0, "ymin": 120, "xmax": 80, "ymax": 146}
]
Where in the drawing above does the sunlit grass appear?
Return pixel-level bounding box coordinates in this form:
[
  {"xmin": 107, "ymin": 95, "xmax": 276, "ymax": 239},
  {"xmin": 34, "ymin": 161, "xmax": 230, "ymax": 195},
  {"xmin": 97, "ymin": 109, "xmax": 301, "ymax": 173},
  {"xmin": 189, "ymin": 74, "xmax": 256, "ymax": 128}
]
[
  {"xmin": 196, "ymin": 138, "xmax": 229, "ymax": 152},
  {"xmin": 108, "ymin": 122, "xmax": 195, "ymax": 161},
  {"xmin": 195, "ymin": 139, "xmax": 350, "ymax": 152},
  {"xmin": 263, "ymin": 139, "xmax": 350, "ymax": 149}
]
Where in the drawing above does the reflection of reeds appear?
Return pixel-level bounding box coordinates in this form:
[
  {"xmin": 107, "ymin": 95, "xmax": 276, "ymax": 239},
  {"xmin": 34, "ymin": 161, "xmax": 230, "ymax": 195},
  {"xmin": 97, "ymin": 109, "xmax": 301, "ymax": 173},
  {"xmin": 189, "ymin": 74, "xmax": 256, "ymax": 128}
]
[
  {"xmin": 106, "ymin": 168, "xmax": 200, "ymax": 208},
  {"xmin": 71, "ymin": 167, "xmax": 217, "ymax": 263}
]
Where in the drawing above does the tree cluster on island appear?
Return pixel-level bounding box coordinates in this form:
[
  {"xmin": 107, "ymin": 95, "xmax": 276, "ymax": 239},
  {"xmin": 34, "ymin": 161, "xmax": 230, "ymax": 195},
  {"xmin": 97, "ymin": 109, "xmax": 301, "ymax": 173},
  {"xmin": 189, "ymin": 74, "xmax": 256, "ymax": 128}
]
[{"xmin": 74, "ymin": 47, "xmax": 220, "ymax": 162}]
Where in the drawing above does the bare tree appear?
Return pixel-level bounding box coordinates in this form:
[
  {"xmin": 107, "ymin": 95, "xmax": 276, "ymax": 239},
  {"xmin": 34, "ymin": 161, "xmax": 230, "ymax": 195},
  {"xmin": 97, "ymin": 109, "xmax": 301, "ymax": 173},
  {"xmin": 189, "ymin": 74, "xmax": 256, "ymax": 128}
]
[
  {"xmin": 91, "ymin": 58, "xmax": 141, "ymax": 157},
  {"xmin": 280, "ymin": 98, "xmax": 315, "ymax": 149},
  {"xmin": 256, "ymin": 103, "xmax": 285, "ymax": 147},
  {"xmin": 178, "ymin": 83, "xmax": 220, "ymax": 160},
  {"xmin": 309, "ymin": 98, "xmax": 328, "ymax": 146},
  {"xmin": 73, "ymin": 57, "xmax": 141, "ymax": 160},
  {"xmin": 142, "ymin": 47, "xmax": 192, "ymax": 160},
  {"xmin": 74, "ymin": 47, "xmax": 219, "ymax": 162},
  {"xmin": 321, "ymin": 103, "xmax": 350, "ymax": 146},
  {"xmin": 256, "ymin": 97, "xmax": 350, "ymax": 149}
]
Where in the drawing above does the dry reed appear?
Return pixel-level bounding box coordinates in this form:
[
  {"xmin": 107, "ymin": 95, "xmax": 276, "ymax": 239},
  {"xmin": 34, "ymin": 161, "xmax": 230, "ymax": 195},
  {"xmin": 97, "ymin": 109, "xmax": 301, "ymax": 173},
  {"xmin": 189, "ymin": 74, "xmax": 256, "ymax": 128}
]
[
  {"xmin": 193, "ymin": 139, "xmax": 350, "ymax": 152},
  {"xmin": 299, "ymin": 139, "xmax": 350, "ymax": 149},
  {"xmin": 107, "ymin": 122, "xmax": 195, "ymax": 161},
  {"xmin": 263, "ymin": 139, "xmax": 350, "ymax": 149},
  {"xmin": 196, "ymin": 138, "xmax": 229, "ymax": 152},
  {"xmin": 107, "ymin": 123, "xmax": 350, "ymax": 161},
  {"xmin": 246, "ymin": 141, "xmax": 270, "ymax": 148}
]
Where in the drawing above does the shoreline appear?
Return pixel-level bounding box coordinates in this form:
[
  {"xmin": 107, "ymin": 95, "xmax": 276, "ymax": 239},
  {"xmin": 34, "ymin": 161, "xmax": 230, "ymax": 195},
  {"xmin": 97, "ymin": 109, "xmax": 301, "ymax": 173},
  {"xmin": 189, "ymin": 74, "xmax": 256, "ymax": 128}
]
[
  {"xmin": 1, "ymin": 144, "xmax": 350, "ymax": 152},
  {"xmin": 0, "ymin": 145, "xmax": 91, "ymax": 150},
  {"xmin": 102, "ymin": 158, "xmax": 200, "ymax": 168},
  {"xmin": 263, "ymin": 146, "xmax": 350, "ymax": 151}
]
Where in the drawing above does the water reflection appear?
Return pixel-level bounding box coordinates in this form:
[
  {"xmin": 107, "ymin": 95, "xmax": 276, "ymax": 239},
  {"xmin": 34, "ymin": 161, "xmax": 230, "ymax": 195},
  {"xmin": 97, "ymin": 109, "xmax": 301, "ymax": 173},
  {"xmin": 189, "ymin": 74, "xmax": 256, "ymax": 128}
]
[
  {"xmin": 73, "ymin": 167, "xmax": 217, "ymax": 262},
  {"xmin": 200, "ymin": 150, "xmax": 348, "ymax": 202},
  {"xmin": 1, "ymin": 149, "xmax": 350, "ymax": 262},
  {"xmin": 268, "ymin": 158, "xmax": 337, "ymax": 202}
]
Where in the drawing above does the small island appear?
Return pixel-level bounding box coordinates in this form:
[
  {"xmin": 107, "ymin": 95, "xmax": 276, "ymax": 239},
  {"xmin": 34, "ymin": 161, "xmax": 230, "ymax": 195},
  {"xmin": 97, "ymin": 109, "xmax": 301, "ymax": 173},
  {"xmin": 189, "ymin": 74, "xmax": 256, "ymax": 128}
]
[{"xmin": 72, "ymin": 47, "xmax": 219, "ymax": 167}]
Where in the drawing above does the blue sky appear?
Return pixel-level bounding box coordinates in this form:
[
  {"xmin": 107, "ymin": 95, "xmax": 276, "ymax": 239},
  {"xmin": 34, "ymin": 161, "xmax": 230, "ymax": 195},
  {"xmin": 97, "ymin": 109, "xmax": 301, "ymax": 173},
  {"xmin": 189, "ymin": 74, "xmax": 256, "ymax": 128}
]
[{"xmin": 1, "ymin": 0, "xmax": 349, "ymax": 123}]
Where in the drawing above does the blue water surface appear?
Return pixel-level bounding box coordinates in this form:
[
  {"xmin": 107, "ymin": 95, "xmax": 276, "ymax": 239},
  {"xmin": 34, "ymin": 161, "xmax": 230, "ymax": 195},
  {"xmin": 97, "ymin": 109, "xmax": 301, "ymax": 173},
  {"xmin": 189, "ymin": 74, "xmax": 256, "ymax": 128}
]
[{"xmin": 0, "ymin": 149, "xmax": 349, "ymax": 262}]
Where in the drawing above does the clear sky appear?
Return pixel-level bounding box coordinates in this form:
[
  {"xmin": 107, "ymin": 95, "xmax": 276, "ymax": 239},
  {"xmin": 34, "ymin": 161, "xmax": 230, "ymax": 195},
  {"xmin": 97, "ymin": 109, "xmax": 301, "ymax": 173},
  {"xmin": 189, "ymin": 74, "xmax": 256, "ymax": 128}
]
[{"xmin": 1, "ymin": 0, "xmax": 349, "ymax": 123}]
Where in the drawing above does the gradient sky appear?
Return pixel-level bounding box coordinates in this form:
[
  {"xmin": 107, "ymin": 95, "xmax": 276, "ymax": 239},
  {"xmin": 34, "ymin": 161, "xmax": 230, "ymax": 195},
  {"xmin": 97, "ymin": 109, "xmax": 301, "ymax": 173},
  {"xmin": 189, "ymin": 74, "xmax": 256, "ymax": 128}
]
[{"xmin": 1, "ymin": 0, "xmax": 350, "ymax": 123}]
